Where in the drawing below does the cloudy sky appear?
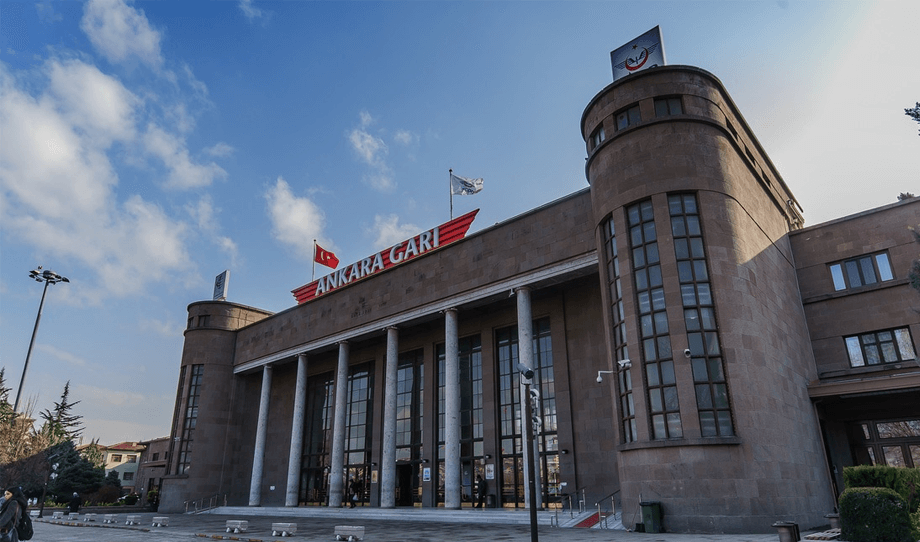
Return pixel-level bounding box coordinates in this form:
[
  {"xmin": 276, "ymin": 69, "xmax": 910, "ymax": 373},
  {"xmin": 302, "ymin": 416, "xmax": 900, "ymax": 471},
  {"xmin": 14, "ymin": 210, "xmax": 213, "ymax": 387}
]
[{"xmin": 1, "ymin": 0, "xmax": 917, "ymax": 445}]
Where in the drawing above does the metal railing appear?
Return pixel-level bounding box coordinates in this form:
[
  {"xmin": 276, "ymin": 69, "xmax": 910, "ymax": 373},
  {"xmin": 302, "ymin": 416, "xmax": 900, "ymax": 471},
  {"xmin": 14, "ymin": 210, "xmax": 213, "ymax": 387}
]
[
  {"xmin": 594, "ymin": 490, "xmax": 621, "ymax": 529},
  {"xmin": 552, "ymin": 488, "xmax": 590, "ymax": 527},
  {"xmin": 184, "ymin": 494, "xmax": 226, "ymax": 514}
]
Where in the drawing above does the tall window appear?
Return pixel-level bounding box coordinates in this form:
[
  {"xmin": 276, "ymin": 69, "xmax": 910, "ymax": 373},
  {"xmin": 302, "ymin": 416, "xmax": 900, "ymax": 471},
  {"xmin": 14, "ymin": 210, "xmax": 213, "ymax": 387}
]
[
  {"xmin": 300, "ymin": 373, "xmax": 334, "ymax": 505},
  {"xmin": 669, "ymin": 193, "xmax": 734, "ymax": 437},
  {"xmin": 845, "ymin": 328, "xmax": 916, "ymax": 368},
  {"xmin": 437, "ymin": 336, "xmax": 482, "ymax": 504},
  {"xmin": 176, "ymin": 364, "xmax": 203, "ymax": 474},
  {"xmin": 497, "ymin": 319, "xmax": 559, "ymax": 507},
  {"xmin": 829, "ymin": 253, "xmax": 894, "ymax": 291},
  {"xmin": 628, "ymin": 200, "xmax": 682, "ymax": 439},
  {"xmin": 345, "ymin": 363, "xmax": 374, "ymax": 506},
  {"xmin": 396, "ymin": 350, "xmax": 424, "ymax": 462},
  {"xmin": 602, "ymin": 216, "xmax": 635, "ymax": 443},
  {"xmin": 166, "ymin": 365, "xmax": 187, "ymax": 475}
]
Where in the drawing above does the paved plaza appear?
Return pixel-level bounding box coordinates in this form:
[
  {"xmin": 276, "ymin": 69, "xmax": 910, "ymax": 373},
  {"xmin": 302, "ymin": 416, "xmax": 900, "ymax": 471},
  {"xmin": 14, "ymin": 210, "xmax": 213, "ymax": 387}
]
[{"xmin": 31, "ymin": 509, "xmax": 807, "ymax": 542}]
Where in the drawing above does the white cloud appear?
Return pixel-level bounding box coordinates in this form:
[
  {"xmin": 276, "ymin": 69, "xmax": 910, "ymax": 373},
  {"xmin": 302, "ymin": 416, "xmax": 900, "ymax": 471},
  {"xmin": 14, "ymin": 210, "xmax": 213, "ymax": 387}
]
[
  {"xmin": 81, "ymin": 0, "xmax": 164, "ymax": 71},
  {"xmin": 139, "ymin": 317, "xmax": 185, "ymax": 338},
  {"xmin": 369, "ymin": 214, "xmax": 420, "ymax": 250},
  {"xmin": 36, "ymin": 344, "xmax": 89, "ymax": 368},
  {"xmin": 204, "ymin": 142, "xmax": 235, "ymax": 158},
  {"xmin": 188, "ymin": 195, "xmax": 239, "ymax": 263},
  {"xmin": 47, "ymin": 59, "xmax": 138, "ymax": 144},
  {"xmin": 265, "ymin": 177, "xmax": 329, "ymax": 260},
  {"xmin": 144, "ymin": 124, "xmax": 227, "ymax": 189},
  {"xmin": 349, "ymin": 127, "xmax": 388, "ymax": 165},
  {"xmin": 239, "ymin": 0, "xmax": 263, "ymax": 21},
  {"xmin": 393, "ymin": 129, "xmax": 416, "ymax": 146},
  {"xmin": 348, "ymin": 111, "xmax": 396, "ymax": 192}
]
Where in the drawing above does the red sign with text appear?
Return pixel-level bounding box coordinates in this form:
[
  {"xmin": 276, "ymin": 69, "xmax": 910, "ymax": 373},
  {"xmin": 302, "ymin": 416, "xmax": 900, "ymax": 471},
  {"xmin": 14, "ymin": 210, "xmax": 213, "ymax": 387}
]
[{"xmin": 292, "ymin": 209, "xmax": 479, "ymax": 304}]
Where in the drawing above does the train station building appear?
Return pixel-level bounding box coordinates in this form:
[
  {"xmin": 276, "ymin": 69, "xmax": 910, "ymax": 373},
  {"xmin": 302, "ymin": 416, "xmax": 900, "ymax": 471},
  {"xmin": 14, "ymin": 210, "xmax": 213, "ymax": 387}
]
[{"xmin": 158, "ymin": 64, "xmax": 920, "ymax": 533}]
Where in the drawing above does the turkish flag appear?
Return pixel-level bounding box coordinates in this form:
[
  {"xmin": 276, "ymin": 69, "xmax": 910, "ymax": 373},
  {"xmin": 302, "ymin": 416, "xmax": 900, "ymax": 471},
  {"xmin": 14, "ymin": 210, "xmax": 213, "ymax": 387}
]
[{"xmin": 314, "ymin": 244, "xmax": 339, "ymax": 269}]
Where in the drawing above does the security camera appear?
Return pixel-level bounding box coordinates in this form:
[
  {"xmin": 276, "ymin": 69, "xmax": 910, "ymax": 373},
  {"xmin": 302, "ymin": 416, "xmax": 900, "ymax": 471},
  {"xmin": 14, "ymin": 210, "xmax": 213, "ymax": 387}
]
[
  {"xmin": 517, "ymin": 363, "xmax": 535, "ymax": 381},
  {"xmin": 683, "ymin": 349, "xmax": 692, "ymax": 359},
  {"xmin": 529, "ymin": 389, "xmax": 540, "ymax": 400},
  {"xmin": 596, "ymin": 375, "xmax": 603, "ymax": 383},
  {"xmin": 617, "ymin": 359, "xmax": 632, "ymax": 369}
]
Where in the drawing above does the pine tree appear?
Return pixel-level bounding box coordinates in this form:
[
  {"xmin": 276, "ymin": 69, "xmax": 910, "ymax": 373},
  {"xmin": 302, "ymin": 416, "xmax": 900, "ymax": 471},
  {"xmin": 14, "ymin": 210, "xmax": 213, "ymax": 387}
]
[
  {"xmin": 906, "ymin": 102, "xmax": 920, "ymax": 135},
  {"xmin": 39, "ymin": 381, "xmax": 83, "ymax": 446}
]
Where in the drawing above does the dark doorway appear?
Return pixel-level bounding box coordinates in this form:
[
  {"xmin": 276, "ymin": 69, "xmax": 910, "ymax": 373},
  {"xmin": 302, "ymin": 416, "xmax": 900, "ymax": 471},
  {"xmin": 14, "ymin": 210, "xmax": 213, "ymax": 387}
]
[{"xmin": 396, "ymin": 464, "xmax": 415, "ymax": 506}]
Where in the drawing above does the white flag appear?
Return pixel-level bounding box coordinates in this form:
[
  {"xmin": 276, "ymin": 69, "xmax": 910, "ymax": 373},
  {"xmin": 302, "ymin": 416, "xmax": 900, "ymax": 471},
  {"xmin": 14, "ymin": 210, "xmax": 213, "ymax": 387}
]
[{"xmin": 450, "ymin": 173, "xmax": 483, "ymax": 196}]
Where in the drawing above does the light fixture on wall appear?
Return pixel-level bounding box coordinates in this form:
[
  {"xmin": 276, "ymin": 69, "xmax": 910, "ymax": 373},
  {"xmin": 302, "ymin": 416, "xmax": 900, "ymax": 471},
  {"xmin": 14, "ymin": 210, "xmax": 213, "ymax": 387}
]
[
  {"xmin": 421, "ymin": 459, "xmax": 430, "ymax": 464},
  {"xmin": 560, "ymin": 449, "xmax": 569, "ymax": 455},
  {"xmin": 484, "ymin": 454, "xmax": 492, "ymax": 459}
]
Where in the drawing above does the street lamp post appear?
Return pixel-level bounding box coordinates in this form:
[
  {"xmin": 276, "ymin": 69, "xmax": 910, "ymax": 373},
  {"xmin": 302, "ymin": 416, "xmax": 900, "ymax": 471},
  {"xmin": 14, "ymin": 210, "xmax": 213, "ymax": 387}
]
[
  {"xmin": 518, "ymin": 363, "xmax": 539, "ymax": 542},
  {"xmin": 15, "ymin": 267, "xmax": 69, "ymax": 412}
]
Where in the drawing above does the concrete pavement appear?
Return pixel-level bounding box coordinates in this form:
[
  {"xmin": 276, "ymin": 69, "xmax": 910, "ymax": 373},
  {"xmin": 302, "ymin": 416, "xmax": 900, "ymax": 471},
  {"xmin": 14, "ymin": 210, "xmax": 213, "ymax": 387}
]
[{"xmin": 31, "ymin": 508, "xmax": 813, "ymax": 542}]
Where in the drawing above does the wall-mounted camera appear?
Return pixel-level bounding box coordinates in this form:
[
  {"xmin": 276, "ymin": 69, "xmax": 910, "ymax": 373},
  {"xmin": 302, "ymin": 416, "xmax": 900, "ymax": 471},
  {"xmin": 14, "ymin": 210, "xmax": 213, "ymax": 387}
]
[
  {"xmin": 683, "ymin": 349, "xmax": 692, "ymax": 359},
  {"xmin": 617, "ymin": 359, "xmax": 632, "ymax": 369}
]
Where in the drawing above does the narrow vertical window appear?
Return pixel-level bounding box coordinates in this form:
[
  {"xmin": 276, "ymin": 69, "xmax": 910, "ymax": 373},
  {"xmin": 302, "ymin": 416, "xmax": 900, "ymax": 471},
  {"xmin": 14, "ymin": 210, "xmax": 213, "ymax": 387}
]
[
  {"xmin": 629, "ymin": 200, "xmax": 681, "ymax": 439},
  {"xmin": 176, "ymin": 364, "xmax": 203, "ymax": 474},
  {"xmin": 670, "ymin": 193, "xmax": 734, "ymax": 437},
  {"xmin": 602, "ymin": 216, "xmax": 635, "ymax": 443}
]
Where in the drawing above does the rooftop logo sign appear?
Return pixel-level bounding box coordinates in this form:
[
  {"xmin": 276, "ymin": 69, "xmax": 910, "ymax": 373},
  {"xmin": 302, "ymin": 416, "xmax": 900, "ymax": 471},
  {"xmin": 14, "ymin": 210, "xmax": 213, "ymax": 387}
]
[
  {"xmin": 610, "ymin": 26, "xmax": 666, "ymax": 82},
  {"xmin": 292, "ymin": 209, "xmax": 479, "ymax": 304}
]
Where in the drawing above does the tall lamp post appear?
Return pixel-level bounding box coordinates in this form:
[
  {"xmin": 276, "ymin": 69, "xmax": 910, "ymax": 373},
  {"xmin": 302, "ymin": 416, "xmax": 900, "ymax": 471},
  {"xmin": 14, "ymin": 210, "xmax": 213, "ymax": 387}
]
[{"xmin": 14, "ymin": 267, "xmax": 69, "ymax": 412}]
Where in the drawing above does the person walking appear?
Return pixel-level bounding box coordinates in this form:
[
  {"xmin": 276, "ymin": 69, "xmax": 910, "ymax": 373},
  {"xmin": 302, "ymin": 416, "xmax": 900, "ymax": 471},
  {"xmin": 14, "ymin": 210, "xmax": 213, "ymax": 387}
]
[
  {"xmin": 474, "ymin": 475, "xmax": 487, "ymax": 508},
  {"xmin": 0, "ymin": 486, "xmax": 27, "ymax": 542},
  {"xmin": 68, "ymin": 492, "xmax": 81, "ymax": 514}
]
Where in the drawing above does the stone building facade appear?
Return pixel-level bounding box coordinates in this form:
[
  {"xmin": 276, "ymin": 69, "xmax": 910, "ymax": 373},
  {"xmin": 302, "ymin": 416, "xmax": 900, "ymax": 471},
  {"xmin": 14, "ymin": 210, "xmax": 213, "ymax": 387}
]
[{"xmin": 157, "ymin": 65, "xmax": 920, "ymax": 533}]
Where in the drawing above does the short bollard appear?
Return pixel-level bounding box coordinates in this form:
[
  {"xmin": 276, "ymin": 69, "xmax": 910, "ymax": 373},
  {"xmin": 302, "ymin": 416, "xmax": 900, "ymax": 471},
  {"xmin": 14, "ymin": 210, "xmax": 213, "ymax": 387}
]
[
  {"xmin": 67, "ymin": 512, "xmax": 79, "ymax": 520},
  {"xmin": 152, "ymin": 516, "xmax": 169, "ymax": 527},
  {"xmin": 824, "ymin": 513, "xmax": 840, "ymax": 529},
  {"xmin": 334, "ymin": 525, "xmax": 365, "ymax": 541},
  {"xmin": 226, "ymin": 520, "xmax": 249, "ymax": 533},
  {"xmin": 52, "ymin": 511, "xmax": 64, "ymax": 520},
  {"xmin": 84, "ymin": 513, "xmax": 97, "ymax": 522},
  {"xmin": 772, "ymin": 521, "xmax": 801, "ymax": 542},
  {"xmin": 103, "ymin": 514, "xmax": 117, "ymax": 524},
  {"xmin": 125, "ymin": 515, "xmax": 142, "ymax": 525},
  {"xmin": 272, "ymin": 522, "xmax": 297, "ymax": 536}
]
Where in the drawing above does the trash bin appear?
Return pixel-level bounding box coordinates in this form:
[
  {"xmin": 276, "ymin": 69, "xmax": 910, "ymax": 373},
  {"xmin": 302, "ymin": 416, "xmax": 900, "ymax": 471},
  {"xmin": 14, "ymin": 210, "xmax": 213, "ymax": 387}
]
[
  {"xmin": 772, "ymin": 521, "xmax": 800, "ymax": 542},
  {"xmin": 640, "ymin": 501, "xmax": 662, "ymax": 533}
]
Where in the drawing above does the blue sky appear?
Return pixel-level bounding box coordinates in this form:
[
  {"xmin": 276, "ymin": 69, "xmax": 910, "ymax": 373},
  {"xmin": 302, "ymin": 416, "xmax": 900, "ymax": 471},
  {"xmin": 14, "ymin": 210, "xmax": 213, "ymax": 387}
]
[{"xmin": 1, "ymin": 0, "xmax": 917, "ymax": 446}]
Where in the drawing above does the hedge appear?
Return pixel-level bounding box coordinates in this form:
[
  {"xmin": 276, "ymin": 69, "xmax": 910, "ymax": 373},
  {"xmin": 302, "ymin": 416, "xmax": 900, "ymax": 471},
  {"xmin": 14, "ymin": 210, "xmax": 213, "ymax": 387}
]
[
  {"xmin": 838, "ymin": 487, "xmax": 914, "ymax": 542},
  {"xmin": 844, "ymin": 465, "xmax": 920, "ymax": 511}
]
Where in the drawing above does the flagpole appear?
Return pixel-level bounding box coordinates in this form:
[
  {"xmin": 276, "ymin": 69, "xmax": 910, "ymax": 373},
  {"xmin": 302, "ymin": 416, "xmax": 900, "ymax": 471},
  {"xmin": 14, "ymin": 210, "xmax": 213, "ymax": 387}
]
[
  {"xmin": 312, "ymin": 239, "xmax": 316, "ymax": 281},
  {"xmin": 449, "ymin": 168, "xmax": 453, "ymax": 219}
]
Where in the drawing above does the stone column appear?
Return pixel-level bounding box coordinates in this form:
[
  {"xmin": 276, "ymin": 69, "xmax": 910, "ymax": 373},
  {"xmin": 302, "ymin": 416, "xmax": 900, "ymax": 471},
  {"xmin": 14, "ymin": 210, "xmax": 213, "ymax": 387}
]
[
  {"xmin": 444, "ymin": 308, "xmax": 461, "ymax": 509},
  {"xmin": 328, "ymin": 341, "xmax": 350, "ymax": 508},
  {"xmin": 285, "ymin": 354, "xmax": 308, "ymax": 506},
  {"xmin": 249, "ymin": 364, "xmax": 272, "ymax": 506},
  {"xmin": 380, "ymin": 326, "xmax": 399, "ymax": 508}
]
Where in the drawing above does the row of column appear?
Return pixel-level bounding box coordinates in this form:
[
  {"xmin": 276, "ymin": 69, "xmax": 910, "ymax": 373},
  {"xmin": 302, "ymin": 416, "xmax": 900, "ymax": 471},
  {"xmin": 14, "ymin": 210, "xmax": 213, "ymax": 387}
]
[{"xmin": 247, "ymin": 286, "xmax": 535, "ymax": 508}]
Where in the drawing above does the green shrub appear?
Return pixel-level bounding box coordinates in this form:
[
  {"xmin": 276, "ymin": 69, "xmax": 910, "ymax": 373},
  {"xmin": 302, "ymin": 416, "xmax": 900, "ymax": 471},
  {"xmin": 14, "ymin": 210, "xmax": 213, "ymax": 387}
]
[
  {"xmin": 839, "ymin": 487, "xmax": 913, "ymax": 542},
  {"xmin": 123, "ymin": 493, "xmax": 139, "ymax": 506},
  {"xmin": 844, "ymin": 465, "xmax": 920, "ymax": 511}
]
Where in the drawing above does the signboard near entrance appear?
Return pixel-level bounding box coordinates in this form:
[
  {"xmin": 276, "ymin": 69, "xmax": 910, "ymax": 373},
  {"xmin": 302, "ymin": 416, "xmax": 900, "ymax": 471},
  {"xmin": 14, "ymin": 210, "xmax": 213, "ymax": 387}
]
[{"xmin": 292, "ymin": 209, "xmax": 479, "ymax": 304}]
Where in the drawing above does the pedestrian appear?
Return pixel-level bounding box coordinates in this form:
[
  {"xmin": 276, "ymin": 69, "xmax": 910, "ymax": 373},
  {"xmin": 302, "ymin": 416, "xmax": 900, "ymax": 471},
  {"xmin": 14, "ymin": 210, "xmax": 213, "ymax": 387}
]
[
  {"xmin": 68, "ymin": 492, "xmax": 81, "ymax": 513},
  {"xmin": 348, "ymin": 478, "xmax": 359, "ymax": 508},
  {"xmin": 0, "ymin": 486, "xmax": 27, "ymax": 542},
  {"xmin": 474, "ymin": 474, "xmax": 487, "ymax": 508}
]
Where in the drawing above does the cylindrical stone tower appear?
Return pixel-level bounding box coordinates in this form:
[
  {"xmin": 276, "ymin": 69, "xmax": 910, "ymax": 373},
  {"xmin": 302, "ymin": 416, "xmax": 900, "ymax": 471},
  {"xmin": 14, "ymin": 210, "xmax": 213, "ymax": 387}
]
[{"xmin": 582, "ymin": 65, "xmax": 833, "ymax": 532}]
